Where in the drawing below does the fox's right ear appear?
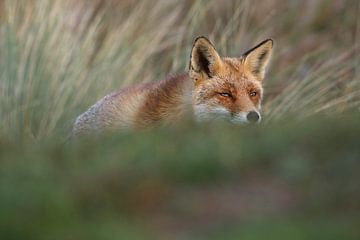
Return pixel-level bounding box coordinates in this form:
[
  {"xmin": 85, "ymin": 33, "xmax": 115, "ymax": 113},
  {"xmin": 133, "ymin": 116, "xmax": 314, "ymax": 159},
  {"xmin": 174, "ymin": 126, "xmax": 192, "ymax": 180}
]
[
  {"xmin": 189, "ymin": 36, "xmax": 223, "ymax": 80},
  {"xmin": 243, "ymin": 39, "xmax": 273, "ymax": 81}
]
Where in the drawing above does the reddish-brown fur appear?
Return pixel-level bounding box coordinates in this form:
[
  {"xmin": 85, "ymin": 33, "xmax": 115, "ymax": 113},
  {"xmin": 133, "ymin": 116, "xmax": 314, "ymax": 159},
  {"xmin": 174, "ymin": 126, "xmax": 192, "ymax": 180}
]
[{"xmin": 134, "ymin": 74, "xmax": 191, "ymax": 128}]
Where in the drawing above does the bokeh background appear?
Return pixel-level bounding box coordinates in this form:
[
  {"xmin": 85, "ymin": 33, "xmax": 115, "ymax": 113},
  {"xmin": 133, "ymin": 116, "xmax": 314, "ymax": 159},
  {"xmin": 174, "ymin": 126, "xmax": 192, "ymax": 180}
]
[{"xmin": 0, "ymin": 0, "xmax": 359, "ymax": 239}]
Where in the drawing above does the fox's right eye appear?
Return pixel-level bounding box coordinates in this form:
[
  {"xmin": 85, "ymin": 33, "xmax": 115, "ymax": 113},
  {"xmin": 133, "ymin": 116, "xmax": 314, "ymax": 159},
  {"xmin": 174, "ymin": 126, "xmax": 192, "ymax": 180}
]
[{"xmin": 218, "ymin": 92, "xmax": 232, "ymax": 98}]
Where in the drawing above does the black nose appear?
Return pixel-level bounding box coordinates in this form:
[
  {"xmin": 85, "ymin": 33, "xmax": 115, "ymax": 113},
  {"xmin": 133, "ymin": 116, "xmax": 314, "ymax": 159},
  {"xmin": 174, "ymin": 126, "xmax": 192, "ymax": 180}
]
[{"xmin": 247, "ymin": 111, "xmax": 260, "ymax": 123}]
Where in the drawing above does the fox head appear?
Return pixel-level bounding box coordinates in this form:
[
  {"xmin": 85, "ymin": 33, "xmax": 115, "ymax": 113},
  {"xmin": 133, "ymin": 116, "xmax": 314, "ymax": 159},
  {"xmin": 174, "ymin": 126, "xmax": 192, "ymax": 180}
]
[{"xmin": 189, "ymin": 36, "xmax": 273, "ymax": 124}]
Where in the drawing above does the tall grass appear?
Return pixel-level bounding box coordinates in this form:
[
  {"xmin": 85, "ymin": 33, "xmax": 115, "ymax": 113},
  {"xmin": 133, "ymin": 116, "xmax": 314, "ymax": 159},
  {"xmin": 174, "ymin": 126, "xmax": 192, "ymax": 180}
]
[{"xmin": 0, "ymin": 0, "xmax": 359, "ymax": 141}]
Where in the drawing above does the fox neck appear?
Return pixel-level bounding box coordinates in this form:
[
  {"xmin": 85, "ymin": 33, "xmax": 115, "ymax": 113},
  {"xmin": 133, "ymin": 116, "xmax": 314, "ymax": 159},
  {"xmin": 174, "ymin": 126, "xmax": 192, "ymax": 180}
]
[{"xmin": 134, "ymin": 73, "xmax": 194, "ymax": 128}]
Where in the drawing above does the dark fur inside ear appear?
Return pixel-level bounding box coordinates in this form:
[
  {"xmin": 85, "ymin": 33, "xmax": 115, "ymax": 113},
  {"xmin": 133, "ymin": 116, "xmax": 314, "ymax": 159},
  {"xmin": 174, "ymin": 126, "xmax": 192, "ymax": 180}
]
[
  {"xmin": 251, "ymin": 51, "xmax": 268, "ymax": 75},
  {"xmin": 258, "ymin": 51, "xmax": 268, "ymax": 62},
  {"xmin": 196, "ymin": 47, "xmax": 211, "ymax": 77},
  {"xmin": 189, "ymin": 36, "xmax": 223, "ymax": 79}
]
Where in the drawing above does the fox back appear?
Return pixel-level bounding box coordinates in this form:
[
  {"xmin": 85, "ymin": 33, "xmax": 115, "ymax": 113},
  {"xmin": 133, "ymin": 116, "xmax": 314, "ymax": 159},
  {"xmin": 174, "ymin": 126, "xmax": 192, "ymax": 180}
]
[{"xmin": 73, "ymin": 36, "xmax": 273, "ymax": 135}]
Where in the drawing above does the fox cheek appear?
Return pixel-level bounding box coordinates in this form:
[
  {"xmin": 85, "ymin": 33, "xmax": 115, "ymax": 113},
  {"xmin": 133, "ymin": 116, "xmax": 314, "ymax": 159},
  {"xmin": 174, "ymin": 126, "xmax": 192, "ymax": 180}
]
[
  {"xmin": 255, "ymin": 99, "xmax": 262, "ymax": 110},
  {"xmin": 251, "ymin": 97, "xmax": 261, "ymax": 106}
]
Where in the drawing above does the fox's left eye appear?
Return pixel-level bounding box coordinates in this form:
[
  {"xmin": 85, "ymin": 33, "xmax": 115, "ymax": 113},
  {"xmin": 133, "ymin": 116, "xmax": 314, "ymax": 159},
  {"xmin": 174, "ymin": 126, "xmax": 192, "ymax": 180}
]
[
  {"xmin": 250, "ymin": 91, "xmax": 257, "ymax": 97},
  {"xmin": 219, "ymin": 92, "xmax": 232, "ymax": 97}
]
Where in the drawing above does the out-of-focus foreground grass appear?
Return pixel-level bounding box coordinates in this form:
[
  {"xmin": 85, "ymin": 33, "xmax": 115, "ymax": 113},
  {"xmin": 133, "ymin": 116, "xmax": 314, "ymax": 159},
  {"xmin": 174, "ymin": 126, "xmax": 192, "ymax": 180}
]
[
  {"xmin": 1, "ymin": 117, "xmax": 360, "ymax": 239},
  {"xmin": 0, "ymin": 0, "xmax": 360, "ymax": 239}
]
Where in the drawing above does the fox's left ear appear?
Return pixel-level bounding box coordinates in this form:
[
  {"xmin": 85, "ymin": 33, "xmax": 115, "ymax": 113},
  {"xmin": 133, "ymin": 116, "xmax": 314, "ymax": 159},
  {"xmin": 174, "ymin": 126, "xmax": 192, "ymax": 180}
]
[{"xmin": 243, "ymin": 39, "xmax": 273, "ymax": 81}]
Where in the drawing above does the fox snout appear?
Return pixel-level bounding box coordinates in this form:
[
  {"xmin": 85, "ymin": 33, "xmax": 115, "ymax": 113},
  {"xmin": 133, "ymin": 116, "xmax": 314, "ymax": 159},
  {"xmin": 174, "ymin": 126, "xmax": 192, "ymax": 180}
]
[{"xmin": 194, "ymin": 104, "xmax": 261, "ymax": 124}]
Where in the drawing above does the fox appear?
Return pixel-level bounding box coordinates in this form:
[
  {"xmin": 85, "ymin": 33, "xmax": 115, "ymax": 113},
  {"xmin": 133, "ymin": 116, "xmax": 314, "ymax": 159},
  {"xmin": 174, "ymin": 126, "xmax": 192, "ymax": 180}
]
[{"xmin": 73, "ymin": 36, "xmax": 273, "ymax": 135}]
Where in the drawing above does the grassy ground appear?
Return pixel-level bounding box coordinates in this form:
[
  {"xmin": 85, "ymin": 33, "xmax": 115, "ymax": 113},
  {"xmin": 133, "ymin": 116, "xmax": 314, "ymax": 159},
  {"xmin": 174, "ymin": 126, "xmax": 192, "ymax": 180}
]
[{"xmin": 0, "ymin": 0, "xmax": 360, "ymax": 239}]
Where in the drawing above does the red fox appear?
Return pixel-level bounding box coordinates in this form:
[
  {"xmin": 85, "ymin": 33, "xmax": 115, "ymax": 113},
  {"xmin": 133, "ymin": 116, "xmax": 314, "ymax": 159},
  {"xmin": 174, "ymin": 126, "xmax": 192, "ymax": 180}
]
[{"xmin": 73, "ymin": 36, "xmax": 273, "ymax": 135}]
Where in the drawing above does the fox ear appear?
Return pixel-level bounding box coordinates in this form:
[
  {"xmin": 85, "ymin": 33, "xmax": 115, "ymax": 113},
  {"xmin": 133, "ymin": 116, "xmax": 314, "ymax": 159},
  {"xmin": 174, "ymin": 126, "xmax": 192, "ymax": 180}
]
[
  {"xmin": 243, "ymin": 39, "xmax": 273, "ymax": 81},
  {"xmin": 189, "ymin": 36, "xmax": 223, "ymax": 78}
]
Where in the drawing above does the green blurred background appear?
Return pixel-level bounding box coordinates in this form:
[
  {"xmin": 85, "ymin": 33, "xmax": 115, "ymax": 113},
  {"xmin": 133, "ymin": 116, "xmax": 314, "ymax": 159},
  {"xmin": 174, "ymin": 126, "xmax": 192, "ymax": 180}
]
[{"xmin": 0, "ymin": 0, "xmax": 359, "ymax": 239}]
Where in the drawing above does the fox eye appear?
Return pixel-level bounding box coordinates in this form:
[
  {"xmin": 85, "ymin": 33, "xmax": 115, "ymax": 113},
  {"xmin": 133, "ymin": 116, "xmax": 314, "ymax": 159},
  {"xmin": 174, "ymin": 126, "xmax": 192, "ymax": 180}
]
[
  {"xmin": 250, "ymin": 91, "xmax": 257, "ymax": 97},
  {"xmin": 218, "ymin": 92, "xmax": 232, "ymax": 98}
]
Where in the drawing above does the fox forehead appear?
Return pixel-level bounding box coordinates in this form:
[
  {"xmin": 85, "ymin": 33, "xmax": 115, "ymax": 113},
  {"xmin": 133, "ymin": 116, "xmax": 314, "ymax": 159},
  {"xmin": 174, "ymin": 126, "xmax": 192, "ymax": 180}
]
[
  {"xmin": 195, "ymin": 57, "xmax": 263, "ymax": 92},
  {"xmin": 220, "ymin": 57, "xmax": 258, "ymax": 82}
]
